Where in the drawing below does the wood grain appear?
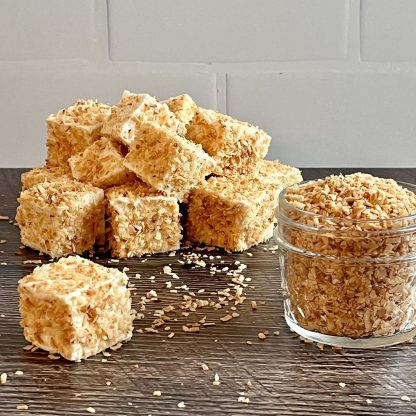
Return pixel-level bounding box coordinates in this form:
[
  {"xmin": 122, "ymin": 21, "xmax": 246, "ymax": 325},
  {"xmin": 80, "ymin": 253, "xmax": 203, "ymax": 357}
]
[{"xmin": 0, "ymin": 168, "xmax": 415, "ymax": 416}]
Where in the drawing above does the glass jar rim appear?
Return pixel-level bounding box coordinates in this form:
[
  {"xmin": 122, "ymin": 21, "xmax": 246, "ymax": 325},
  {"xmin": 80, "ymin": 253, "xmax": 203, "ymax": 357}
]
[{"xmin": 278, "ymin": 179, "xmax": 416, "ymax": 232}]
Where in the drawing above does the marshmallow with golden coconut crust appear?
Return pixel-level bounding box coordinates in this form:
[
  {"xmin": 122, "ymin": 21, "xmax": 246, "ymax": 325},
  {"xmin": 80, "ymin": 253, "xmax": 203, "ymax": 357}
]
[
  {"xmin": 101, "ymin": 90, "xmax": 185, "ymax": 146},
  {"xmin": 16, "ymin": 180, "xmax": 105, "ymax": 258},
  {"xmin": 21, "ymin": 166, "xmax": 72, "ymax": 191},
  {"xmin": 123, "ymin": 122, "xmax": 215, "ymax": 202},
  {"xmin": 46, "ymin": 99, "xmax": 112, "ymax": 169},
  {"xmin": 18, "ymin": 256, "xmax": 134, "ymax": 361},
  {"xmin": 106, "ymin": 182, "xmax": 182, "ymax": 258},
  {"xmin": 186, "ymin": 108, "xmax": 271, "ymax": 175},
  {"xmin": 185, "ymin": 161, "xmax": 302, "ymax": 251},
  {"xmin": 68, "ymin": 136, "xmax": 135, "ymax": 189},
  {"xmin": 233, "ymin": 159, "xmax": 303, "ymax": 189},
  {"xmin": 163, "ymin": 94, "xmax": 197, "ymax": 125}
]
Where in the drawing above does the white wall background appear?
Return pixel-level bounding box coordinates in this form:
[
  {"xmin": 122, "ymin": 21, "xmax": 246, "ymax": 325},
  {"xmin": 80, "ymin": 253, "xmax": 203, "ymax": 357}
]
[{"xmin": 0, "ymin": 0, "xmax": 415, "ymax": 168}]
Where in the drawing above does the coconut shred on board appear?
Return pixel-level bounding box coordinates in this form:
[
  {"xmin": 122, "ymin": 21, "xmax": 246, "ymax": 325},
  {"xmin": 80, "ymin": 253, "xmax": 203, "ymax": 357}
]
[{"xmin": 283, "ymin": 173, "xmax": 416, "ymax": 338}]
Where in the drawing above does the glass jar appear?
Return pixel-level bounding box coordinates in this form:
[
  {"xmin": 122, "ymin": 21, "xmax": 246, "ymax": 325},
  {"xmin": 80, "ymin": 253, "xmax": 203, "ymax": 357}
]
[{"xmin": 274, "ymin": 180, "xmax": 416, "ymax": 348}]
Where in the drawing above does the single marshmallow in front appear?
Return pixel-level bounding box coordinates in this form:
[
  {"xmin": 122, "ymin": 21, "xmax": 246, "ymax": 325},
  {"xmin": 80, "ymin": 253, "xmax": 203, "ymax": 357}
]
[{"xmin": 18, "ymin": 256, "xmax": 135, "ymax": 361}]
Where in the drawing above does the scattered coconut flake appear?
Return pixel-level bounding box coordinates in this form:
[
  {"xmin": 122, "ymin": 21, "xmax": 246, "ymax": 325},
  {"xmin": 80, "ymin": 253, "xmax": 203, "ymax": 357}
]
[
  {"xmin": 220, "ymin": 314, "xmax": 233, "ymax": 322},
  {"xmin": 366, "ymin": 399, "xmax": 373, "ymax": 404},
  {"xmin": 153, "ymin": 390, "xmax": 162, "ymax": 397},
  {"xmin": 201, "ymin": 363, "xmax": 209, "ymax": 371},
  {"xmin": 213, "ymin": 373, "xmax": 221, "ymax": 386},
  {"xmin": 258, "ymin": 332, "xmax": 267, "ymax": 340},
  {"xmin": 177, "ymin": 402, "xmax": 186, "ymax": 408},
  {"xmin": 16, "ymin": 404, "xmax": 29, "ymax": 411},
  {"xmin": 401, "ymin": 395, "xmax": 411, "ymax": 402},
  {"xmin": 339, "ymin": 382, "xmax": 346, "ymax": 388},
  {"xmin": 110, "ymin": 343, "xmax": 123, "ymax": 351},
  {"xmin": 147, "ymin": 290, "xmax": 158, "ymax": 298},
  {"xmin": 251, "ymin": 301, "xmax": 257, "ymax": 310},
  {"xmin": 23, "ymin": 259, "xmax": 43, "ymax": 264},
  {"xmin": 86, "ymin": 407, "xmax": 96, "ymax": 414},
  {"xmin": 238, "ymin": 396, "xmax": 250, "ymax": 403},
  {"xmin": 1, "ymin": 373, "xmax": 7, "ymax": 384},
  {"xmin": 15, "ymin": 371, "xmax": 24, "ymax": 376}
]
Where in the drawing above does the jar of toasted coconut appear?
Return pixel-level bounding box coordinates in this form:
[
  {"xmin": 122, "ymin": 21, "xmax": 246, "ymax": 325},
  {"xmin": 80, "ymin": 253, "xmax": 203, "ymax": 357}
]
[{"xmin": 275, "ymin": 173, "xmax": 416, "ymax": 348}]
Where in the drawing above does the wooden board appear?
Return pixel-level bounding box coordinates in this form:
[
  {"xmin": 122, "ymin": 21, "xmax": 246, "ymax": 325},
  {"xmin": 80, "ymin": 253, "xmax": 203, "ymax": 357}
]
[{"xmin": 0, "ymin": 168, "xmax": 415, "ymax": 416}]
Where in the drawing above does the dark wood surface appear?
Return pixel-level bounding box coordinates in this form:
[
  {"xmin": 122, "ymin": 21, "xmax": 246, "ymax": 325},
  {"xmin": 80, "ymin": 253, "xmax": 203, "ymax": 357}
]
[{"xmin": 0, "ymin": 168, "xmax": 416, "ymax": 416}]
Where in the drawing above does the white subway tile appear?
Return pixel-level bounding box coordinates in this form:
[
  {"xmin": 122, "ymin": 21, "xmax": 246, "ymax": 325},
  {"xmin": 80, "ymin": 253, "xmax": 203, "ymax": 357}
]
[
  {"xmin": 227, "ymin": 72, "xmax": 416, "ymax": 167},
  {"xmin": 108, "ymin": 0, "xmax": 348, "ymax": 62},
  {"xmin": 361, "ymin": 0, "xmax": 416, "ymax": 61},
  {"xmin": 0, "ymin": 0, "xmax": 96, "ymax": 60},
  {"xmin": 0, "ymin": 65, "xmax": 215, "ymax": 167}
]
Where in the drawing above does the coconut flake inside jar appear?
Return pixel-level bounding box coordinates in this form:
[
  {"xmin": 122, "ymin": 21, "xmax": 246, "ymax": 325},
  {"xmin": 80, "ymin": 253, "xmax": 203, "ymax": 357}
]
[{"xmin": 275, "ymin": 173, "xmax": 416, "ymax": 348}]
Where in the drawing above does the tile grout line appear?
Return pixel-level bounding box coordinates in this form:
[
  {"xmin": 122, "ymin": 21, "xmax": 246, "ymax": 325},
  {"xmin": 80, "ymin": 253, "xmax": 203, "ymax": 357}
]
[
  {"xmin": 91, "ymin": 0, "xmax": 110, "ymax": 64},
  {"xmin": 215, "ymin": 73, "xmax": 227, "ymax": 114},
  {"xmin": 345, "ymin": 0, "xmax": 361, "ymax": 64}
]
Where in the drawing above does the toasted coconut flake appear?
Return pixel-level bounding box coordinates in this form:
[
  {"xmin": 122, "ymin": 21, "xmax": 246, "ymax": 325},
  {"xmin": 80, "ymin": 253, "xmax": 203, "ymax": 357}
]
[
  {"xmin": 0, "ymin": 373, "xmax": 7, "ymax": 384},
  {"xmin": 16, "ymin": 404, "xmax": 29, "ymax": 411},
  {"xmin": 238, "ymin": 396, "xmax": 250, "ymax": 403},
  {"xmin": 220, "ymin": 314, "xmax": 233, "ymax": 322}
]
